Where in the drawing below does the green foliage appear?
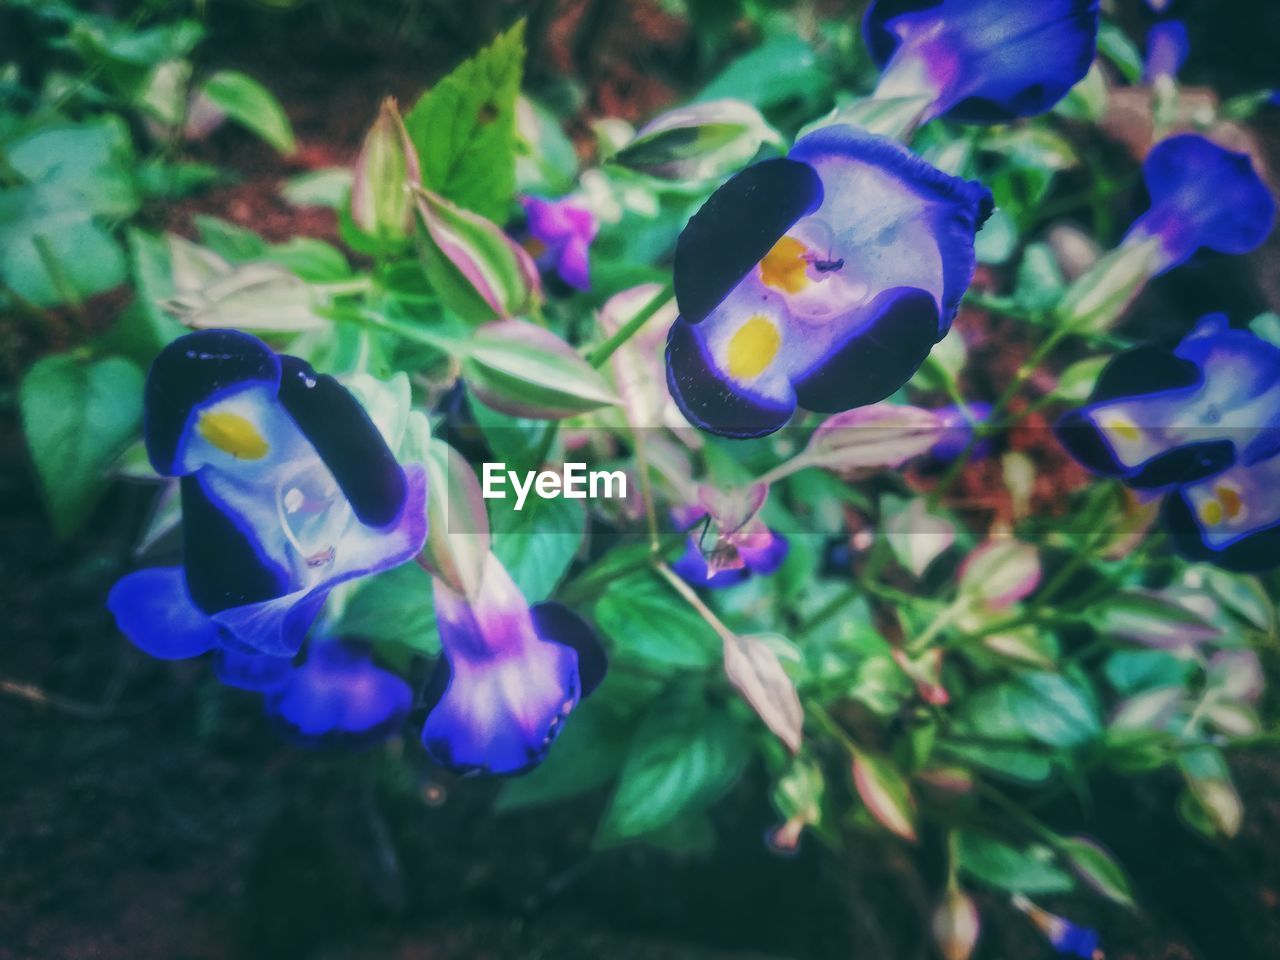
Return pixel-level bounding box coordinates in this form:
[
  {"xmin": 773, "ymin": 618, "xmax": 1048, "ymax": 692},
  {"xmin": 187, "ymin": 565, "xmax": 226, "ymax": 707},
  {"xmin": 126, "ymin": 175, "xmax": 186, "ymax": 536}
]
[
  {"xmin": 20, "ymin": 353, "xmax": 144, "ymax": 538},
  {"xmin": 195, "ymin": 71, "xmax": 296, "ymax": 155},
  {"xmin": 405, "ymin": 19, "xmax": 525, "ymax": 222},
  {"xmin": 596, "ymin": 685, "xmax": 750, "ymax": 846}
]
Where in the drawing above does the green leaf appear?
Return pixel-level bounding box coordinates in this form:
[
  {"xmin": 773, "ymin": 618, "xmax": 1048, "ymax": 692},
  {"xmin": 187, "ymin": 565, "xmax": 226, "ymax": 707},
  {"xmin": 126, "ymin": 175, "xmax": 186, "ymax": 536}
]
[
  {"xmin": 404, "ymin": 20, "xmax": 525, "ymax": 222},
  {"xmin": 1103, "ymin": 650, "xmax": 1193, "ymax": 696},
  {"xmin": 2, "ymin": 216, "xmax": 126, "ymax": 307},
  {"xmin": 592, "ymin": 571, "xmax": 721, "ymax": 669},
  {"xmin": 1060, "ymin": 836, "xmax": 1136, "ymax": 909},
  {"xmin": 490, "ymin": 493, "xmax": 585, "ymax": 602},
  {"xmin": 1008, "ymin": 672, "xmax": 1101, "ymax": 749},
  {"xmin": 696, "ymin": 36, "xmax": 830, "ymax": 110},
  {"xmin": 957, "ymin": 832, "xmax": 1075, "ymax": 895},
  {"xmin": 851, "ymin": 748, "xmax": 918, "ymax": 842},
  {"xmin": 335, "ymin": 561, "xmax": 437, "ymax": 654},
  {"xmin": 20, "ymin": 354, "xmax": 144, "ymax": 538},
  {"xmin": 1097, "ymin": 22, "xmax": 1144, "ymax": 84},
  {"xmin": 197, "ymin": 70, "xmax": 296, "ymax": 155},
  {"xmin": 282, "ymin": 168, "xmax": 352, "ymax": 209},
  {"xmin": 596, "ymin": 689, "xmax": 749, "ymax": 846}
]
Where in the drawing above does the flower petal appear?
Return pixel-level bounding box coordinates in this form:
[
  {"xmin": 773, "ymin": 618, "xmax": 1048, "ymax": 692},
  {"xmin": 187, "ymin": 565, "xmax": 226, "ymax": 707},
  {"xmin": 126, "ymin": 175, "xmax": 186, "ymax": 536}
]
[
  {"xmin": 865, "ymin": 0, "xmax": 1101, "ymax": 123},
  {"xmin": 265, "ymin": 642, "xmax": 412, "ymax": 744},
  {"xmin": 145, "ymin": 330, "xmax": 281, "ymax": 476},
  {"xmin": 1145, "ymin": 20, "xmax": 1189, "ymax": 85},
  {"xmin": 674, "ymin": 158, "xmax": 824, "ymax": 325},
  {"xmin": 1164, "ymin": 454, "xmax": 1280, "ymax": 571},
  {"xmin": 792, "ymin": 287, "xmax": 940, "ymax": 412},
  {"xmin": 276, "ymin": 355, "xmax": 409, "ymax": 528},
  {"xmin": 107, "ymin": 566, "xmax": 221, "ymax": 660},
  {"xmin": 421, "ymin": 556, "xmax": 585, "ymax": 775},
  {"xmin": 531, "ymin": 601, "xmax": 608, "ymax": 697},
  {"xmin": 214, "ymin": 648, "xmax": 293, "ymax": 691},
  {"xmin": 672, "ymin": 536, "xmax": 752, "ymax": 589},
  {"xmin": 1128, "ymin": 135, "xmax": 1276, "ymax": 273},
  {"xmin": 665, "ymin": 314, "xmax": 796, "ymax": 438}
]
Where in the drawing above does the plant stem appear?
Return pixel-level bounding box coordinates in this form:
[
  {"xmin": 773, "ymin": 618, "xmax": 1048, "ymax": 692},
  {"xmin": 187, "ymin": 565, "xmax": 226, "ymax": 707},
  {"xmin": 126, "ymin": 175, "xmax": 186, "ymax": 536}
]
[
  {"xmin": 654, "ymin": 560, "xmax": 735, "ymax": 643},
  {"xmin": 585, "ymin": 281, "xmax": 674, "ymax": 368}
]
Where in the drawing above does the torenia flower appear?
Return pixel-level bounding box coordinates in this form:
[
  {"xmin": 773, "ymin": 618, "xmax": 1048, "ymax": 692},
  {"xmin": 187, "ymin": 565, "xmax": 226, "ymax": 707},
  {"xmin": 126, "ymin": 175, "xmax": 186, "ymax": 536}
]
[
  {"xmin": 666, "ymin": 124, "xmax": 991, "ymax": 438},
  {"xmin": 671, "ymin": 485, "xmax": 789, "ymax": 588},
  {"xmin": 422, "ymin": 554, "xmax": 606, "ymax": 775},
  {"xmin": 1121, "ymin": 135, "xmax": 1275, "ymax": 276},
  {"xmin": 930, "ymin": 402, "xmax": 993, "ymax": 462},
  {"xmin": 1164, "ymin": 443, "xmax": 1280, "ymax": 571},
  {"xmin": 1145, "ymin": 20, "xmax": 1189, "ymax": 87},
  {"xmin": 1012, "ymin": 895, "xmax": 1103, "ymax": 959},
  {"xmin": 108, "ymin": 330, "xmax": 428, "ymax": 659},
  {"xmin": 217, "ymin": 641, "xmax": 412, "ymax": 745},
  {"xmin": 520, "ymin": 194, "xmax": 599, "ymax": 291},
  {"xmin": 1057, "ymin": 315, "xmax": 1280, "ymax": 490},
  {"xmin": 864, "ymin": 0, "xmax": 1101, "ymax": 124},
  {"xmin": 264, "ymin": 641, "xmax": 413, "ymax": 745}
]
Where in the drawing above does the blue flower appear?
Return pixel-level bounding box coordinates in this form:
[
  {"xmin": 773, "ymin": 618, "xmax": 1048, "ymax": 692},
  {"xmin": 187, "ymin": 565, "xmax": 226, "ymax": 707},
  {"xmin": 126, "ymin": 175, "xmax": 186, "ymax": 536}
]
[
  {"xmin": 671, "ymin": 510, "xmax": 790, "ymax": 589},
  {"xmin": 930, "ymin": 401, "xmax": 993, "ymax": 462},
  {"xmin": 864, "ymin": 0, "xmax": 1101, "ymax": 124},
  {"xmin": 1145, "ymin": 20, "xmax": 1189, "ymax": 86},
  {"xmin": 520, "ymin": 194, "xmax": 598, "ymax": 291},
  {"xmin": 1163, "ymin": 441, "xmax": 1280, "ymax": 572},
  {"xmin": 1056, "ymin": 315, "xmax": 1280, "ymax": 490},
  {"xmin": 1051, "ymin": 921, "xmax": 1102, "ymax": 959},
  {"xmin": 263, "ymin": 641, "xmax": 413, "ymax": 745},
  {"xmin": 108, "ymin": 330, "xmax": 428, "ymax": 659},
  {"xmin": 666, "ymin": 125, "xmax": 991, "ymax": 438},
  {"xmin": 1122, "ymin": 135, "xmax": 1275, "ymax": 276},
  {"xmin": 421, "ymin": 554, "xmax": 606, "ymax": 775}
]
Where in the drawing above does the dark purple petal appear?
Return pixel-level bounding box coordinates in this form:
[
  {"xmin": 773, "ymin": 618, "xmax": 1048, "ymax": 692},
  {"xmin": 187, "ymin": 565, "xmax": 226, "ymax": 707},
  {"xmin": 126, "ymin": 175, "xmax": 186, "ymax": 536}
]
[
  {"xmin": 265, "ymin": 642, "xmax": 412, "ymax": 745},
  {"xmin": 181, "ymin": 473, "xmax": 290, "ymax": 616},
  {"xmin": 792, "ymin": 287, "xmax": 940, "ymax": 413},
  {"xmin": 531, "ymin": 602, "xmax": 608, "ymax": 697},
  {"xmin": 740, "ymin": 530, "xmax": 789, "ymax": 575},
  {"xmin": 674, "ymin": 158, "xmax": 824, "ymax": 325},
  {"xmin": 277, "ymin": 355, "xmax": 408, "ymax": 528},
  {"xmin": 665, "ymin": 315, "xmax": 796, "ymax": 438},
  {"xmin": 1163, "ymin": 489, "xmax": 1280, "ymax": 573},
  {"xmin": 106, "ymin": 567, "xmax": 220, "ymax": 660},
  {"xmin": 145, "ymin": 330, "xmax": 281, "ymax": 476}
]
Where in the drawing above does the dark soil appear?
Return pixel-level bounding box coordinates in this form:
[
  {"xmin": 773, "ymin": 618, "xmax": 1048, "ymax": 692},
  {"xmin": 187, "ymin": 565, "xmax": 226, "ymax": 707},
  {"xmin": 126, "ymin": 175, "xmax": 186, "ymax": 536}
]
[{"xmin": 5, "ymin": 3, "xmax": 1280, "ymax": 959}]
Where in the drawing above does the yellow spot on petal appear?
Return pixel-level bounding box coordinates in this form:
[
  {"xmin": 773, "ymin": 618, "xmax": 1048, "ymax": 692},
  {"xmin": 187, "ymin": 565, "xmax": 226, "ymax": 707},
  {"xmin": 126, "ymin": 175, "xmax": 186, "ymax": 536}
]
[
  {"xmin": 1199, "ymin": 498, "xmax": 1224, "ymax": 527},
  {"xmin": 1217, "ymin": 484, "xmax": 1244, "ymax": 520},
  {"xmin": 759, "ymin": 236, "xmax": 810, "ymax": 294},
  {"xmin": 1102, "ymin": 413, "xmax": 1142, "ymax": 444},
  {"xmin": 727, "ymin": 314, "xmax": 781, "ymax": 381},
  {"xmin": 197, "ymin": 410, "xmax": 269, "ymax": 460}
]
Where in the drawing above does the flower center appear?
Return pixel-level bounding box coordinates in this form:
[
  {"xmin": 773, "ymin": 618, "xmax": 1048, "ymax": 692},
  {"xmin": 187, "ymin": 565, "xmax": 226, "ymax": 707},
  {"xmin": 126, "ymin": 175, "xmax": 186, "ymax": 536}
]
[
  {"xmin": 759, "ymin": 236, "xmax": 811, "ymax": 293},
  {"xmin": 277, "ymin": 460, "xmax": 351, "ymax": 569}
]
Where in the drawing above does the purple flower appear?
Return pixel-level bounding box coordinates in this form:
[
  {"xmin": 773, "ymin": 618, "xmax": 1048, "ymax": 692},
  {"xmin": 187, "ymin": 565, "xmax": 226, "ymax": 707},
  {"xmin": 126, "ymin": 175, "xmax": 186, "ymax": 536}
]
[
  {"xmin": 1122, "ymin": 135, "xmax": 1275, "ymax": 276},
  {"xmin": 865, "ymin": 0, "xmax": 1101, "ymax": 124},
  {"xmin": 1057, "ymin": 315, "xmax": 1280, "ymax": 489},
  {"xmin": 265, "ymin": 642, "xmax": 412, "ymax": 745},
  {"xmin": 1058, "ymin": 315, "xmax": 1280, "ymax": 572},
  {"xmin": 931, "ymin": 401, "xmax": 993, "ymax": 462},
  {"xmin": 666, "ymin": 124, "xmax": 991, "ymax": 438},
  {"xmin": 1145, "ymin": 20, "xmax": 1189, "ymax": 86},
  {"xmin": 520, "ymin": 195, "xmax": 598, "ymax": 291},
  {"xmin": 108, "ymin": 330, "xmax": 428, "ymax": 659},
  {"xmin": 672, "ymin": 518, "xmax": 790, "ymax": 589},
  {"xmin": 421, "ymin": 554, "xmax": 606, "ymax": 775}
]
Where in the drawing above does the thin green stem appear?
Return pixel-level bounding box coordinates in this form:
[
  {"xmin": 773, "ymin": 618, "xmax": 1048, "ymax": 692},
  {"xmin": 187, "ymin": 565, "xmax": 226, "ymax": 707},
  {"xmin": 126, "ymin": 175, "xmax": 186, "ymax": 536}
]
[{"xmin": 586, "ymin": 281, "xmax": 674, "ymax": 368}]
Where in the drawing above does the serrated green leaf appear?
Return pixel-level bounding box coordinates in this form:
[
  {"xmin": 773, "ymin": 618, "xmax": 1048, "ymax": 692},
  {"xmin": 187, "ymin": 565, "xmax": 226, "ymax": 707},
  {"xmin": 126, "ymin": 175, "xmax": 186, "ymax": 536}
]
[
  {"xmin": 404, "ymin": 20, "xmax": 525, "ymax": 222},
  {"xmin": 596, "ymin": 690, "xmax": 749, "ymax": 845},
  {"xmin": 1008, "ymin": 672, "xmax": 1101, "ymax": 748}
]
